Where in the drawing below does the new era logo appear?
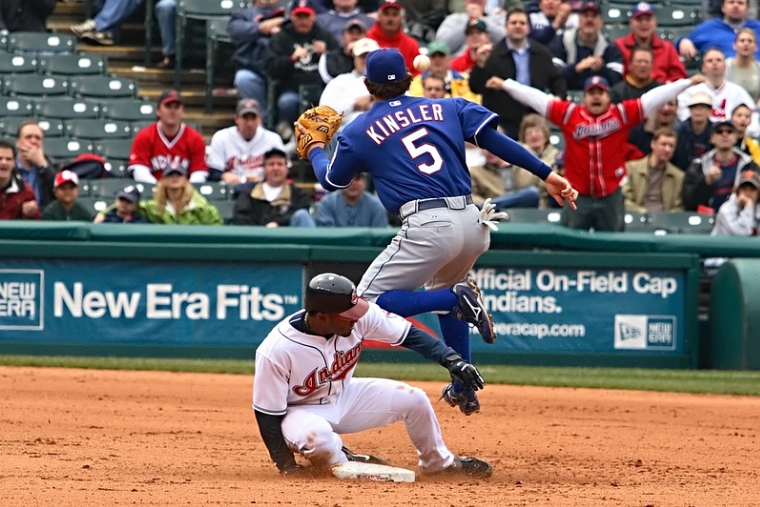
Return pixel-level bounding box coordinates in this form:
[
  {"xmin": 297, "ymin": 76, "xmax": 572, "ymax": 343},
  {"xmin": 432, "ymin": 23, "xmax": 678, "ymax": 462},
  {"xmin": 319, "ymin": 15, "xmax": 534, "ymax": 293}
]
[{"xmin": 618, "ymin": 322, "xmax": 641, "ymax": 341}]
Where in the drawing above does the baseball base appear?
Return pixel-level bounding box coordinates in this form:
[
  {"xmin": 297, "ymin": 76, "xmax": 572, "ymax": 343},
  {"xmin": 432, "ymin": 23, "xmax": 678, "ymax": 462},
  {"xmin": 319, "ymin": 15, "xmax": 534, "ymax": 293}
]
[{"xmin": 331, "ymin": 462, "xmax": 415, "ymax": 483}]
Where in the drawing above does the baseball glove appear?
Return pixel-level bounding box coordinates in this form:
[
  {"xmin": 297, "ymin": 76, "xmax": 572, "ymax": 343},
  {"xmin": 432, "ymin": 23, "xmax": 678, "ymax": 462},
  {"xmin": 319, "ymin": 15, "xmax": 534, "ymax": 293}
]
[{"xmin": 295, "ymin": 105, "xmax": 343, "ymax": 159}]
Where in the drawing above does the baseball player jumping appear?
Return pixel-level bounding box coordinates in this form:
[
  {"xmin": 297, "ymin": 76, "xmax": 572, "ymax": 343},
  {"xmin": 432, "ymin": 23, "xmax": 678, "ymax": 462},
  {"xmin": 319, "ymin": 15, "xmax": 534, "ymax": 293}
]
[
  {"xmin": 295, "ymin": 48, "xmax": 578, "ymax": 416},
  {"xmin": 253, "ymin": 273, "xmax": 493, "ymax": 477}
]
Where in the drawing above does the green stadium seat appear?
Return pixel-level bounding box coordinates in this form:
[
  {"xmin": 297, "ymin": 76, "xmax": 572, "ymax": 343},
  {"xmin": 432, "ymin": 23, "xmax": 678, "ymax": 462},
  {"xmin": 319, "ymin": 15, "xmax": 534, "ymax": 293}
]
[
  {"xmin": 0, "ymin": 53, "xmax": 37, "ymax": 74},
  {"xmin": 130, "ymin": 120, "xmax": 155, "ymax": 135},
  {"xmin": 173, "ymin": 0, "xmax": 245, "ymax": 89},
  {"xmin": 36, "ymin": 118, "xmax": 66, "ymax": 138},
  {"xmin": 549, "ymin": 132, "xmax": 565, "ymax": 151},
  {"xmin": 70, "ymin": 76, "xmax": 137, "ymax": 99},
  {"xmin": 104, "ymin": 160, "xmax": 129, "ymax": 178},
  {"xmin": 0, "ymin": 117, "xmax": 62, "ymax": 138},
  {"xmin": 504, "ymin": 208, "xmax": 556, "ymax": 224},
  {"xmin": 76, "ymin": 196, "xmax": 109, "ymax": 215},
  {"xmin": 194, "ymin": 181, "xmax": 231, "ymax": 201},
  {"xmin": 65, "ymin": 119, "xmax": 132, "ymax": 141},
  {"xmin": 649, "ymin": 211, "xmax": 715, "ymax": 234},
  {"xmin": 88, "ymin": 178, "xmax": 134, "ymax": 198},
  {"xmin": 44, "ymin": 138, "xmax": 94, "ymax": 160},
  {"xmin": 96, "ymin": 139, "xmax": 134, "ymax": 161},
  {"xmin": 3, "ymin": 75, "xmax": 68, "ymax": 98},
  {"xmin": 567, "ymin": 90, "xmax": 584, "ymax": 104},
  {"xmin": 8, "ymin": 32, "xmax": 76, "ymax": 55},
  {"xmin": 102, "ymin": 99, "xmax": 156, "ymax": 121},
  {"xmin": 35, "ymin": 97, "xmax": 101, "ymax": 120},
  {"xmin": 213, "ymin": 200, "xmax": 235, "ymax": 224},
  {"xmin": 656, "ymin": 5, "xmax": 699, "ymax": 27},
  {"xmin": 205, "ymin": 18, "xmax": 233, "ymax": 113},
  {"xmin": 0, "ymin": 97, "xmax": 35, "ymax": 117},
  {"xmin": 624, "ymin": 212, "xmax": 653, "ymax": 232},
  {"xmin": 38, "ymin": 54, "xmax": 107, "ymax": 77},
  {"xmin": 601, "ymin": 3, "xmax": 630, "ymax": 25}
]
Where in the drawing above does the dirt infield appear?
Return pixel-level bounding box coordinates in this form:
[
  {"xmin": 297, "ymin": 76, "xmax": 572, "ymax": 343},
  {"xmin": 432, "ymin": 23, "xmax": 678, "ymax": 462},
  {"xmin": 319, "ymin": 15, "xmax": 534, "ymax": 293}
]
[{"xmin": 1, "ymin": 367, "xmax": 759, "ymax": 507}]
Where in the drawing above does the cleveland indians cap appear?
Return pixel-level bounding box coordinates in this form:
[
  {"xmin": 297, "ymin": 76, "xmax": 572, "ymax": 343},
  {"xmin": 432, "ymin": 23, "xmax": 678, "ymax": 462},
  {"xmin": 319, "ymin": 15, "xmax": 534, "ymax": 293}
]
[
  {"xmin": 289, "ymin": 0, "xmax": 315, "ymax": 16},
  {"xmin": 739, "ymin": 170, "xmax": 760, "ymax": 189},
  {"xmin": 157, "ymin": 89, "xmax": 183, "ymax": 107},
  {"xmin": 54, "ymin": 170, "xmax": 79, "ymax": 189},
  {"xmin": 365, "ymin": 48, "xmax": 407, "ymax": 83},
  {"xmin": 236, "ymin": 98, "xmax": 261, "ymax": 117},
  {"xmin": 304, "ymin": 273, "xmax": 369, "ymax": 319},
  {"xmin": 116, "ymin": 185, "xmax": 141, "ymax": 203},
  {"xmin": 379, "ymin": 0, "xmax": 403, "ymax": 11},
  {"xmin": 579, "ymin": 1, "xmax": 601, "ymax": 14},
  {"xmin": 583, "ymin": 75, "xmax": 610, "ymax": 92},
  {"xmin": 632, "ymin": 2, "xmax": 655, "ymax": 17}
]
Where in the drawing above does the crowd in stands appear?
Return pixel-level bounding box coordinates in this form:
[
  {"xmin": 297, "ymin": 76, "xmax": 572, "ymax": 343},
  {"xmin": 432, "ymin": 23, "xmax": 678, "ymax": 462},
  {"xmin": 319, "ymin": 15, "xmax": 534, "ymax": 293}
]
[{"xmin": 4, "ymin": 0, "xmax": 760, "ymax": 238}]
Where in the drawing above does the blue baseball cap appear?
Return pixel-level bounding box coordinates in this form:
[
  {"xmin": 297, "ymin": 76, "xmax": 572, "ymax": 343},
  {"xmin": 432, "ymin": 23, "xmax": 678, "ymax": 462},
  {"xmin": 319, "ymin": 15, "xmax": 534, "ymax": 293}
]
[
  {"xmin": 583, "ymin": 75, "xmax": 610, "ymax": 92},
  {"xmin": 365, "ymin": 48, "xmax": 407, "ymax": 84}
]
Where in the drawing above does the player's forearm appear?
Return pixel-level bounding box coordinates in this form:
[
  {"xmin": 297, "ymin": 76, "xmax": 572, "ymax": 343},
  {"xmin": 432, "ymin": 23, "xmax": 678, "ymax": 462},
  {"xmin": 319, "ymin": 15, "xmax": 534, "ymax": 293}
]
[
  {"xmin": 254, "ymin": 410, "xmax": 298, "ymax": 472},
  {"xmin": 500, "ymin": 79, "xmax": 552, "ymax": 115},
  {"xmin": 401, "ymin": 326, "xmax": 459, "ymax": 366},
  {"xmin": 475, "ymin": 128, "xmax": 552, "ymax": 180},
  {"xmin": 308, "ymin": 148, "xmax": 338, "ymax": 191},
  {"xmin": 640, "ymin": 78, "xmax": 693, "ymax": 116}
]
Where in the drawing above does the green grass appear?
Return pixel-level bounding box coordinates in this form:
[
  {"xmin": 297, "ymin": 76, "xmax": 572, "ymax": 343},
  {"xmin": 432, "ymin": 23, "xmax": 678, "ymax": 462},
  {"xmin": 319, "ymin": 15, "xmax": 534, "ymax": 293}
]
[{"xmin": 2, "ymin": 355, "xmax": 760, "ymax": 396}]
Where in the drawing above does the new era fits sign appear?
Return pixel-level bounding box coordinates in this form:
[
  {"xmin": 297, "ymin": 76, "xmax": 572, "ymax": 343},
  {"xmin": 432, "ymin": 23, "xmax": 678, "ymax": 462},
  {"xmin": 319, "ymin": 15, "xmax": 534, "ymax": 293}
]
[
  {"xmin": 614, "ymin": 314, "xmax": 676, "ymax": 350},
  {"xmin": 0, "ymin": 270, "xmax": 44, "ymax": 330}
]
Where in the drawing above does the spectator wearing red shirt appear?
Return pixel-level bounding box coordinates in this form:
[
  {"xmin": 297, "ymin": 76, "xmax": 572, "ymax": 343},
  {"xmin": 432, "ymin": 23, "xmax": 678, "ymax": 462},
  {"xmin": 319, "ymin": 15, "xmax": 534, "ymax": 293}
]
[
  {"xmin": 366, "ymin": 0, "xmax": 421, "ymax": 76},
  {"xmin": 451, "ymin": 19, "xmax": 491, "ymax": 74},
  {"xmin": 615, "ymin": 2, "xmax": 686, "ymax": 83},
  {"xmin": 492, "ymin": 73, "xmax": 706, "ymax": 231},
  {"xmin": 0, "ymin": 140, "xmax": 40, "ymax": 221}
]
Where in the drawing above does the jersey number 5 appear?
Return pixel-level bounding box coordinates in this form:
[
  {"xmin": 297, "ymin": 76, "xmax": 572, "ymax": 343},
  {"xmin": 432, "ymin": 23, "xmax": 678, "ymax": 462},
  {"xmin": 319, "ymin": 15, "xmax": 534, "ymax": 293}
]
[{"xmin": 401, "ymin": 128, "xmax": 443, "ymax": 175}]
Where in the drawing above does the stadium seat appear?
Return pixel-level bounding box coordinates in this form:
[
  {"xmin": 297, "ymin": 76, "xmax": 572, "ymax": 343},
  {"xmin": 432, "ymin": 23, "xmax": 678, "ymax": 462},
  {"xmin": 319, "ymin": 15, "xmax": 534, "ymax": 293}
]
[
  {"xmin": 88, "ymin": 178, "xmax": 134, "ymax": 198},
  {"xmin": 194, "ymin": 182, "xmax": 231, "ymax": 201},
  {"xmin": 173, "ymin": 0, "xmax": 246, "ymax": 88},
  {"xmin": 0, "ymin": 54, "xmax": 37, "ymax": 74},
  {"xmin": 205, "ymin": 18, "xmax": 233, "ymax": 113},
  {"xmin": 129, "ymin": 120, "xmax": 155, "ymax": 135},
  {"xmin": 665, "ymin": 25, "xmax": 694, "ymax": 44},
  {"xmin": 567, "ymin": 90, "xmax": 584, "ymax": 104},
  {"xmin": 603, "ymin": 25, "xmax": 629, "ymax": 43},
  {"xmin": 549, "ymin": 132, "xmax": 565, "ymax": 151},
  {"xmin": 102, "ymin": 99, "xmax": 156, "ymax": 121},
  {"xmin": 624, "ymin": 212, "xmax": 653, "ymax": 233},
  {"xmin": 77, "ymin": 196, "xmax": 109, "ymax": 215},
  {"xmin": 649, "ymin": 211, "xmax": 715, "ymax": 234},
  {"xmin": 213, "ymin": 200, "xmax": 235, "ymax": 224},
  {"xmin": 36, "ymin": 118, "xmax": 66, "ymax": 138},
  {"xmin": 70, "ymin": 76, "xmax": 137, "ymax": 99},
  {"xmin": 38, "ymin": 54, "xmax": 107, "ymax": 77},
  {"xmin": 35, "ymin": 97, "xmax": 100, "ymax": 120},
  {"xmin": 96, "ymin": 138, "xmax": 134, "ymax": 161},
  {"xmin": 7, "ymin": 32, "xmax": 76, "ymax": 55},
  {"xmin": 3, "ymin": 75, "xmax": 68, "ymax": 98},
  {"xmin": 504, "ymin": 208, "xmax": 553, "ymax": 224},
  {"xmin": 299, "ymin": 84, "xmax": 323, "ymax": 112},
  {"xmin": 65, "ymin": 119, "xmax": 132, "ymax": 140},
  {"xmin": 601, "ymin": 3, "xmax": 630, "ymax": 25},
  {"xmin": 656, "ymin": 5, "xmax": 699, "ymax": 27},
  {"xmin": 43, "ymin": 138, "xmax": 94, "ymax": 160},
  {"xmin": 104, "ymin": 160, "xmax": 129, "ymax": 178},
  {"xmin": 0, "ymin": 97, "xmax": 35, "ymax": 117}
]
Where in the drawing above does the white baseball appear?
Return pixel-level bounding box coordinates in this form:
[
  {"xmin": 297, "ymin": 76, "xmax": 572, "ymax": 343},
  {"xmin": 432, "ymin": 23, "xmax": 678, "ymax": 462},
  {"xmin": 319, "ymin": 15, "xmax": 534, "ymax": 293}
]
[{"xmin": 413, "ymin": 54, "xmax": 430, "ymax": 72}]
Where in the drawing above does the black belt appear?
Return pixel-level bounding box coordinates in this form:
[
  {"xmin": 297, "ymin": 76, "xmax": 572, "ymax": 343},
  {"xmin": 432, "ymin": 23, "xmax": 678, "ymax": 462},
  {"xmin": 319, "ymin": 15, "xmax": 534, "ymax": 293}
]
[{"xmin": 417, "ymin": 196, "xmax": 473, "ymax": 211}]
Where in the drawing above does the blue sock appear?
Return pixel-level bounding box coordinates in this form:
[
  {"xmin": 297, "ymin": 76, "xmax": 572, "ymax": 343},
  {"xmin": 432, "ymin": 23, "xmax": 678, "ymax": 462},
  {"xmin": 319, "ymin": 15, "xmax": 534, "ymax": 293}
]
[
  {"xmin": 438, "ymin": 313, "xmax": 471, "ymax": 393},
  {"xmin": 376, "ymin": 289, "xmax": 457, "ymax": 317}
]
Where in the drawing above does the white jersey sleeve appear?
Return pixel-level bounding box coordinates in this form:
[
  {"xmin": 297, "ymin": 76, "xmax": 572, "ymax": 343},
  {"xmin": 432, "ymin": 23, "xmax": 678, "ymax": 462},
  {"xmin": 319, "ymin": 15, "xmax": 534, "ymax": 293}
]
[
  {"xmin": 253, "ymin": 326, "xmax": 293, "ymax": 415},
  {"xmin": 354, "ymin": 302, "xmax": 411, "ymax": 346}
]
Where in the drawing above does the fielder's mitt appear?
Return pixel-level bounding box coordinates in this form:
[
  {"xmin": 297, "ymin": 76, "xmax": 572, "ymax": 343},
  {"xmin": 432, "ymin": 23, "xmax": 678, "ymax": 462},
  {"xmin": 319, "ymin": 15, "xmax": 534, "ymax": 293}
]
[{"xmin": 295, "ymin": 105, "xmax": 343, "ymax": 159}]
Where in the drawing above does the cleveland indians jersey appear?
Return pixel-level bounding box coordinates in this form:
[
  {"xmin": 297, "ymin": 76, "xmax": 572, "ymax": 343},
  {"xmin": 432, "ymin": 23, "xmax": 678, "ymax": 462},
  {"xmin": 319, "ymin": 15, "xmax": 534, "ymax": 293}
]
[
  {"xmin": 253, "ymin": 303, "xmax": 411, "ymax": 415},
  {"xmin": 325, "ymin": 96, "xmax": 498, "ymax": 214},
  {"xmin": 548, "ymin": 99, "xmax": 644, "ymax": 197},
  {"xmin": 128, "ymin": 123, "xmax": 207, "ymax": 180},
  {"xmin": 206, "ymin": 126, "xmax": 284, "ymax": 181}
]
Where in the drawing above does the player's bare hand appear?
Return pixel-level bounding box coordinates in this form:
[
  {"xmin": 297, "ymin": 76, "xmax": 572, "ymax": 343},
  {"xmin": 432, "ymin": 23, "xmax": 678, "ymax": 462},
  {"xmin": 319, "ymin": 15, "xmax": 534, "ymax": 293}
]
[
  {"xmin": 689, "ymin": 74, "xmax": 707, "ymax": 86},
  {"xmin": 546, "ymin": 172, "xmax": 578, "ymax": 210},
  {"xmin": 679, "ymin": 38, "xmax": 697, "ymax": 60},
  {"xmin": 485, "ymin": 76, "xmax": 505, "ymax": 90},
  {"xmin": 21, "ymin": 200, "xmax": 39, "ymax": 218},
  {"xmin": 312, "ymin": 40, "xmax": 327, "ymax": 55}
]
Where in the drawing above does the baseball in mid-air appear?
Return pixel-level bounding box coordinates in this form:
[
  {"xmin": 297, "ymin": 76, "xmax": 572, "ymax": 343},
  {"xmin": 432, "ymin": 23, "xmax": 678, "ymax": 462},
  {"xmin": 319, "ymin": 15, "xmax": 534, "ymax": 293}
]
[{"xmin": 413, "ymin": 54, "xmax": 430, "ymax": 72}]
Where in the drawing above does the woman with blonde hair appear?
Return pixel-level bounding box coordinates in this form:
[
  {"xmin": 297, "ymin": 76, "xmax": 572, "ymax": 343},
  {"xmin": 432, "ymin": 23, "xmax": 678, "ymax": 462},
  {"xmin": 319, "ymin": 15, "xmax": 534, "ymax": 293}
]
[
  {"xmin": 727, "ymin": 28, "xmax": 760, "ymax": 102},
  {"xmin": 512, "ymin": 114, "xmax": 562, "ymax": 208}
]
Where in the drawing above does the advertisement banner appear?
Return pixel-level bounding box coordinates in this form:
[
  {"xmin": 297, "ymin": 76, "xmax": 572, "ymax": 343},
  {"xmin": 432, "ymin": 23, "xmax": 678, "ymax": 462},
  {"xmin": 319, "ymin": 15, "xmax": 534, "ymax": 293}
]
[
  {"xmin": 0, "ymin": 260, "xmax": 303, "ymax": 347},
  {"xmin": 470, "ymin": 266, "xmax": 685, "ymax": 353}
]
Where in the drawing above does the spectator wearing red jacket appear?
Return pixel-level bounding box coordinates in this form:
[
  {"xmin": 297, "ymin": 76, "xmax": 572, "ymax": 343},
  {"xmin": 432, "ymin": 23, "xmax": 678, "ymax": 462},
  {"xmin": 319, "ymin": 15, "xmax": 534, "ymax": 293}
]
[
  {"xmin": 366, "ymin": 0, "xmax": 421, "ymax": 76},
  {"xmin": 615, "ymin": 2, "xmax": 686, "ymax": 83},
  {"xmin": 0, "ymin": 140, "xmax": 40, "ymax": 221}
]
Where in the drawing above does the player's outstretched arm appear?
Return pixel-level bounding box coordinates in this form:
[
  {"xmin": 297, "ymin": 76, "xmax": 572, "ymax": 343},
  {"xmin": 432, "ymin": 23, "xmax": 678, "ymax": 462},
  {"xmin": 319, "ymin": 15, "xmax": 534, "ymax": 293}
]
[{"xmin": 640, "ymin": 75, "xmax": 706, "ymax": 117}]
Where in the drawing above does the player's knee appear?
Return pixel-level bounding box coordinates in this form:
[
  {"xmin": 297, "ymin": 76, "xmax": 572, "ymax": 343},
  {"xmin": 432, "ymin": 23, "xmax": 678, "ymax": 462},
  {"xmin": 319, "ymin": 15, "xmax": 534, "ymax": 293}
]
[
  {"xmin": 393, "ymin": 384, "xmax": 432, "ymax": 414},
  {"xmin": 301, "ymin": 430, "xmax": 344, "ymax": 466}
]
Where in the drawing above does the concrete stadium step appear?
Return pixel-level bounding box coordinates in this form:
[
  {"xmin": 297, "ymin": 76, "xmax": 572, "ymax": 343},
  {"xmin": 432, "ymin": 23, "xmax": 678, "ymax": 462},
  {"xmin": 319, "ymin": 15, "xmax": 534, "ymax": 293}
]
[
  {"xmin": 76, "ymin": 44, "xmax": 163, "ymax": 64},
  {"xmin": 109, "ymin": 65, "xmax": 210, "ymax": 86}
]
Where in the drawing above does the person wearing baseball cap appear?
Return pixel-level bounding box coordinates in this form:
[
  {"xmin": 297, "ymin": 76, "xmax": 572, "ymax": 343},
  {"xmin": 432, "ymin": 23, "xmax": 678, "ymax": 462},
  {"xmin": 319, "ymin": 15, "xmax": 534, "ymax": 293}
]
[
  {"xmin": 318, "ymin": 16, "xmax": 370, "ymax": 82},
  {"xmin": 129, "ymin": 87, "xmax": 208, "ymax": 185},
  {"xmin": 450, "ymin": 18, "xmax": 490, "ymax": 74},
  {"xmin": 316, "ymin": 0, "xmax": 374, "ymax": 45},
  {"xmin": 435, "ymin": 0, "xmax": 506, "ymax": 56},
  {"xmin": 41, "ymin": 170, "xmax": 93, "ymax": 222},
  {"xmin": 547, "ymin": 0, "xmax": 624, "ymax": 90},
  {"xmin": 712, "ymin": 169, "xmax": 760, "ymax": 236},
  {"xmin": 365, "ymin": 0, "xmax": 421, "ymax": 76},
  {"xmin": 94, "ymin": 184, "xmax": 151, "ymax": 224},
  {"xmin": 671, "ymin": 91, "xmax": 714, "ymax": 172},
  {"xmin": 614, "ymin": 2, "xmax": 686, "ymax": 83},
  {"xmin": 207, "ymin": 98, "xmax": 285, "ymax": 185},
  {"xmin": 319, "ymin": 38, "xmax": 378, "ymax": 125},
  {"xmin": 408, "ymin": 40, "xmax": 478, "ymax": 101}
]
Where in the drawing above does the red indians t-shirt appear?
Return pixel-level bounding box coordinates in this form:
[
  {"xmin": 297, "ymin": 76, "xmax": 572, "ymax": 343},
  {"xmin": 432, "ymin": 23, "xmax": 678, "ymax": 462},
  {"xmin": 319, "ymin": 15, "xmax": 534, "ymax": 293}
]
[
  {"xmin": 548, "ymin": 100, "xmax": 644, "ymax": 197},
  {"xmin": 128, "ymin": 123, "xmax": 207, "ymax": 180}
]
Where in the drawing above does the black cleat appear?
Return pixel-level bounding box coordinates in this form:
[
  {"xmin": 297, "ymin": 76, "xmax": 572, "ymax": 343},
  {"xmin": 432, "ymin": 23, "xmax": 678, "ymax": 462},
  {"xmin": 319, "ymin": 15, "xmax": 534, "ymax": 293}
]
[
  {"xmin": 341, "ymin": 446, "xmax": 391, "ymax": 466},
  {"xmin": 452, "ymin": 275, "xmax": 496, "ymax": 344},
  {"xmin": 441, "ymin": 383, "xmax": 480, "ymax": 416}
]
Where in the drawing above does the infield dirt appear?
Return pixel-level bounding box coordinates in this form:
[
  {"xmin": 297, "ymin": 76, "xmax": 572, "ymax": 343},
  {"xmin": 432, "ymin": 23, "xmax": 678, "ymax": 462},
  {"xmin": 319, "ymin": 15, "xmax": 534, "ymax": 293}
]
[{"xmin": 1, "ymin": 367, "xmax": 758, "ymax": 506}]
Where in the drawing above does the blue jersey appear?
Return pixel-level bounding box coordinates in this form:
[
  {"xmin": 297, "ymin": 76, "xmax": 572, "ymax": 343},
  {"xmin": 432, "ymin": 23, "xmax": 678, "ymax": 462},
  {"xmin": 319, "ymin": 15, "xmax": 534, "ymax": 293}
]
[{"xmin": 318, "ymin": 96, "xmax": 498, "ymax": 214}]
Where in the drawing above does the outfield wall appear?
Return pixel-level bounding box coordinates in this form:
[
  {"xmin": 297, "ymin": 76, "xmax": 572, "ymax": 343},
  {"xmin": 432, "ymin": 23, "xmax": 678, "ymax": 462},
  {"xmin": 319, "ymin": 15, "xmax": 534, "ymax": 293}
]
[{"xmin": 0, "ymin": 222, "xmax": 756, "ymax": 369}]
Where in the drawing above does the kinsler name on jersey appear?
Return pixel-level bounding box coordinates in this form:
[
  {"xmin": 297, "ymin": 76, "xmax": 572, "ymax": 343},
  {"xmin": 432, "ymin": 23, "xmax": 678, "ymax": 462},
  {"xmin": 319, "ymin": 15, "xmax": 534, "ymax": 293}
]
[
  {"xmin": 292, "ymin": 342, "xmax": 363, "ymax": 396},
  {"xmin": 365, "ymin": 103, "xmax": 445, "ymax": 145}
]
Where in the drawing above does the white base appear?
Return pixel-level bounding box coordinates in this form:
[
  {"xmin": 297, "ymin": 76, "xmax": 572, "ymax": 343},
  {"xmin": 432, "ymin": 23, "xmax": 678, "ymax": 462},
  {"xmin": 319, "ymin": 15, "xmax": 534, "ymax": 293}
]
[{"xmin": 331, "ymin": 462, "xmax": 416, "ymax": 483}]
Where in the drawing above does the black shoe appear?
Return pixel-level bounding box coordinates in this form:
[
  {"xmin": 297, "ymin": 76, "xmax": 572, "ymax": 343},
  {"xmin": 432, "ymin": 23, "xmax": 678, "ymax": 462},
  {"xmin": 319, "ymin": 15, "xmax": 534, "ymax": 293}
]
[
  {"xmin": 452, "ymin": 275, "xmax": 496, "ymax": 344},
  {"xmin": 441, "ymin": 383, "xmax": 480, "ymax": 416},
  {"xmin": 341, "ymin": 446, "xmax": 390, "ymax": 466},
  {"xmin": 157, "ymin": 56, "xmax": 175, "ymax": 69},
  {"xmin": 441, "ymin": 456, "xmax": 493, "ymax": 478}
]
